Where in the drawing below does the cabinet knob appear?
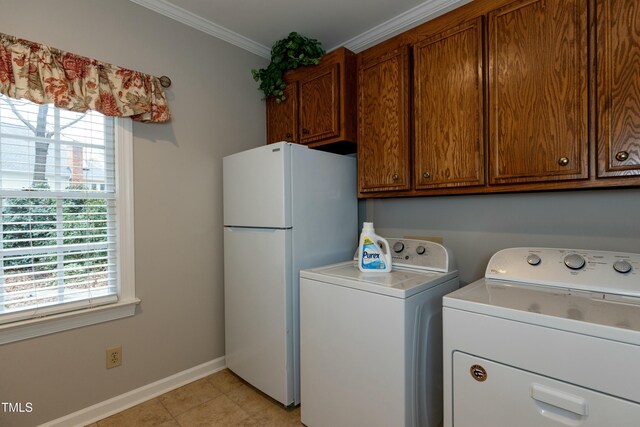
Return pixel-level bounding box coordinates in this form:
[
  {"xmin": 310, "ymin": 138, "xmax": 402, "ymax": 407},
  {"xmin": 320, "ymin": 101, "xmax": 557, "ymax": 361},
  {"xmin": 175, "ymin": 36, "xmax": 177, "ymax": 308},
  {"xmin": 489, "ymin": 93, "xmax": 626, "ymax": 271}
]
[
  {"xmin": 302, "ymin": 128, "xmax": 310, "ymax": 135},
  {"xmin": 285, "ymin": 133, "xmax": 293, "ymax": 139},
  {"xmin": 392, "ymin": 174, "xmax": 399, "ymax": 181},
  {"xmin": 422, "ymin": 171, "xmax": 431, "ymax": 179},
  {"xmin": 558, "ymin": 157, "xmax": 570, "ymax": 166},
  {"xmin": 615, "ymin": 151, "xmax": 629, "ymax": 162}
]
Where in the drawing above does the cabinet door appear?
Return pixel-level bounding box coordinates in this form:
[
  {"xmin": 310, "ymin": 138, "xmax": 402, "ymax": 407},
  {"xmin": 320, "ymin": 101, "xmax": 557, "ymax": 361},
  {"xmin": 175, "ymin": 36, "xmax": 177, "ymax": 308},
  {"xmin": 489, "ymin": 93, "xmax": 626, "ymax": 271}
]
[
  {"xmin": 596, "ymin": 0, "xmax": 640, "ymax": 177},
  {"xmin": 488, "ymin": 0, "xmax": 588, "ymax": 184},
  {"xmin": 266, "ymin": 82, "xmax": 298, "ymax": 144},
  {"xmin": 413, "ymin": 17, "xmax": 485, "ymax": 189},
  {"xmin": 358, "ymin": 46, "xmax": 411, "ymax": 193},
  {"xmin": 299, "ymin": 63, "xmax": 340, "ymax": 144}
]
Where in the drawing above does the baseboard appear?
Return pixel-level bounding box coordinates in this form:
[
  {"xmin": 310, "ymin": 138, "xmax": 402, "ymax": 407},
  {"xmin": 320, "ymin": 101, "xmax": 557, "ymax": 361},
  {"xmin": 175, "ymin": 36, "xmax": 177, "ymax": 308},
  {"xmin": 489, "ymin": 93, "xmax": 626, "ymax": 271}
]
[{"xmin": 39, "ymin": 356, "xmax": 226, "ymax": 427}]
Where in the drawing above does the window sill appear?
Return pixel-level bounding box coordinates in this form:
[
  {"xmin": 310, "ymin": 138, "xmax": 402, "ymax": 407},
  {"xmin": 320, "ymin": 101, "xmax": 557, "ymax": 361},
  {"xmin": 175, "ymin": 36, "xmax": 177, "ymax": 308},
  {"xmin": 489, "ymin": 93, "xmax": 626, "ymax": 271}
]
[{"xmin": 0, "ymin": 298, "xmax": 141, "ymax": 345}]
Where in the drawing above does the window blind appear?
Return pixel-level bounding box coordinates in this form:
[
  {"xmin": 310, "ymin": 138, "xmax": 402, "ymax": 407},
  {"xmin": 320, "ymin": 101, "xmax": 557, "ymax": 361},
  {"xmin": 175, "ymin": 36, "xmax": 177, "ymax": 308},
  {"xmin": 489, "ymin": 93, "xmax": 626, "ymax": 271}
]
[{"xmin": 0, "ymin": 94, "xmax": 118, "ymax": 324}]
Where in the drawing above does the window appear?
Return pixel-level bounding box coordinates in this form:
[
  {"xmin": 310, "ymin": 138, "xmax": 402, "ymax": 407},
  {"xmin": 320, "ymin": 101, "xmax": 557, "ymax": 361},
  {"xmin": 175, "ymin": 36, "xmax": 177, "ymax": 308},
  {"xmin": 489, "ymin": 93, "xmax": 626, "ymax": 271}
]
[{"xmin": 0, "ymin": 94, "xmax": 137, "ymax": 343}]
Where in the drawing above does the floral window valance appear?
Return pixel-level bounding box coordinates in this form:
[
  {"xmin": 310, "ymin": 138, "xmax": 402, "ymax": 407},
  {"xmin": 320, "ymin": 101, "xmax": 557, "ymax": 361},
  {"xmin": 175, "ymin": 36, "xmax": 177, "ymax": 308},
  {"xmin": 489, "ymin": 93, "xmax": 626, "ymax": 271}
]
[{"xmin": 0, "ymin": 32, "xmax": 170, "ymax": 123}]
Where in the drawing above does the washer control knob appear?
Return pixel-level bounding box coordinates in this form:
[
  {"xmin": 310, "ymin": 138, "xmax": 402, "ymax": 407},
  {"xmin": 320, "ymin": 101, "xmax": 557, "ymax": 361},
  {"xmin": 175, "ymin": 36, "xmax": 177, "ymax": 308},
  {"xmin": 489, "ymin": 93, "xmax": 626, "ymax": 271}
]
[
  {"xmin": 564, "ymin": 254, "xmax": 585, "ymax": 270},
  {"xmin": 416, "ymin": 246, "xmax": 426, "ymax": 255},
  {"xmin": 526, "ymin": 254, "xmax": 541, "ymax": 266},
  {"xmin": 393, "ymin": 242, "xmax": 405, "ymax": 253},
  {"xmin": 613, "ymin": 260, "xmax": 632, "ymax": 274}
]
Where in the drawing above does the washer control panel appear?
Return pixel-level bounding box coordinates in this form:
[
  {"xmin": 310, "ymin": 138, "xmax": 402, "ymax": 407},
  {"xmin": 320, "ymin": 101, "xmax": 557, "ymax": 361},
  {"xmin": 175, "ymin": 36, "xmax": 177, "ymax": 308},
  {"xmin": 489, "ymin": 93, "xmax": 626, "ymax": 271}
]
[
  {"xmin": 354, "ymin": 238, "xmax": 456, "ymax": 272},
  {"xmin": 388, "ymin": 238, "xmax": 456, "ymax": 272},
  {"xmin": 486, "ymin": 247, "xmax": 640, "ymax": 297}
]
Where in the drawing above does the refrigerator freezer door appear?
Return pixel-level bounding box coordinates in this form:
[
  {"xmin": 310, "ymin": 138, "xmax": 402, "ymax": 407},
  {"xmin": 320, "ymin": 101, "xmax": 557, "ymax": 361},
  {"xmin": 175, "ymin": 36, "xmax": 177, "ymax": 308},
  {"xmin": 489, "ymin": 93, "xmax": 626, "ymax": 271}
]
[
  {"xmin": 223, "ymin": 142, "xmax": 292, "ymax": 228},
  {"xmin": 223, "ymin": 226, "xmax": 293, "ymax": 405}
]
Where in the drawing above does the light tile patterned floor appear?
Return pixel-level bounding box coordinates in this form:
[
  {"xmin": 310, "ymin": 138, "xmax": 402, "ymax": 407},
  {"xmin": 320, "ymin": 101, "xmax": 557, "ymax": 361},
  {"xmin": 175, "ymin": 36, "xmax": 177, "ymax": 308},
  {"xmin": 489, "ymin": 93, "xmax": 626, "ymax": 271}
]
[{"xmin": 88, "ymin": 369, "xmax": 302, "ymax": 427}]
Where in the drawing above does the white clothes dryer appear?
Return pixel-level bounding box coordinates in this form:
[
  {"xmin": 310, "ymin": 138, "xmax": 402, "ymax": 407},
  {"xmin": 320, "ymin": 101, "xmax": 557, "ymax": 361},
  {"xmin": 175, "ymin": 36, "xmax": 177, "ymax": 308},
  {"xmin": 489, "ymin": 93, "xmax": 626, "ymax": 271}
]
[
  {"xmin": 443, "ymin": 247, "xmax": 640, "ymax": 427},
  {"xmin": 300, "ymin": 238, "xmax": 459, "ymax": 427}
]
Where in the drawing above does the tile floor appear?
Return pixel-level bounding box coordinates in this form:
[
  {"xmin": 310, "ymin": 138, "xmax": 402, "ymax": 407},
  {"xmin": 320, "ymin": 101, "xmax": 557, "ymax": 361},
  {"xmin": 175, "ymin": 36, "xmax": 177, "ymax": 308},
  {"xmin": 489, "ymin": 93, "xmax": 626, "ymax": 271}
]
[{"xmin": 88, "ymin": 369, "xmax": 302, "ymax": 426}]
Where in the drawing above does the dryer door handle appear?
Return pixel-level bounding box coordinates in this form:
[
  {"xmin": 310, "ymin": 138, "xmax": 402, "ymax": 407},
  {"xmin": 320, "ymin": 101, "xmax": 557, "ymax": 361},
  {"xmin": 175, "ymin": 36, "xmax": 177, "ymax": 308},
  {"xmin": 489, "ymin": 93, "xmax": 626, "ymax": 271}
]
[{"xmin": 530, "ymin": 383, "xmax": 587, "ymax": 416}]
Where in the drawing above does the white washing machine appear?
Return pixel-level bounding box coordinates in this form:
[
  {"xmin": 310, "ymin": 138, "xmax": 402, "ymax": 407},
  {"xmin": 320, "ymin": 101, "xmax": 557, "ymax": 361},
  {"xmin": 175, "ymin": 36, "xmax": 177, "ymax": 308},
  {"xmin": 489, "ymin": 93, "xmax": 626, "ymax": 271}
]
[
  {"xmin": 300, "ymin": 238, "xmax": 459, "ymax": 427},
  {"xmin": 443, "ymin": 247, "xmax": 640, "ymax": 427}
]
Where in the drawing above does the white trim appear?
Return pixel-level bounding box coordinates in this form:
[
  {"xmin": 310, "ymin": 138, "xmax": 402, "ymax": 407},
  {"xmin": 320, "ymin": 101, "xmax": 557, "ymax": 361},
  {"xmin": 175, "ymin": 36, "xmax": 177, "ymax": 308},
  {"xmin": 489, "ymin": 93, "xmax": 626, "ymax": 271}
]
[
  {"xmin": 40, "ymin": 357, "xmax": 227, "ymax": 427},
  {"xmin": 128, "ymin": 0, "xmax": 271, "ymax": 58},
  {"xmin": 0, "ymin": 298, "xmax": 139, "ymax": 345},
  {"xmin": 338, "ymin": 0, "xmax": 472, "ymax": 53},
  {"xmin": 116, "ymin": 118, "xmax": 135, "ymax": 301}
]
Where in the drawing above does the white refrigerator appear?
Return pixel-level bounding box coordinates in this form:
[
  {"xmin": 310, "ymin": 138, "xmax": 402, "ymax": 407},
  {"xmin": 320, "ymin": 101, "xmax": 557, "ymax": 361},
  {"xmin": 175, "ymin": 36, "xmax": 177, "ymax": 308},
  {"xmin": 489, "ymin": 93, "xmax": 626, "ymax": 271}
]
[{"xmin": 223, "ymin": 141, "xmax": 357, "ymax": 406}]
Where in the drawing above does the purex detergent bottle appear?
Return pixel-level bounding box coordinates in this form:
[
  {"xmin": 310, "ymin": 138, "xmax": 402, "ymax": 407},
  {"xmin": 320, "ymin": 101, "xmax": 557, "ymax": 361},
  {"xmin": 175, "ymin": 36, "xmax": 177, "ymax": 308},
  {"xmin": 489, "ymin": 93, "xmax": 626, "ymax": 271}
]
[{"xmin": 358, "ymin": 222, "xmax": 392, "ymax": 273}]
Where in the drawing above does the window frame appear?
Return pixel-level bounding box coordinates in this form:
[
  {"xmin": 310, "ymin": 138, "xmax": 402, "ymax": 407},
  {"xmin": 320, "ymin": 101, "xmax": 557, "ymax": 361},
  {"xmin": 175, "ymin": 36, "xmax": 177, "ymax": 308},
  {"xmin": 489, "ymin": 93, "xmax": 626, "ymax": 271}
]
[{"xmin": 0, "ymin": 117, "xmax": 138, "ymax": 345}]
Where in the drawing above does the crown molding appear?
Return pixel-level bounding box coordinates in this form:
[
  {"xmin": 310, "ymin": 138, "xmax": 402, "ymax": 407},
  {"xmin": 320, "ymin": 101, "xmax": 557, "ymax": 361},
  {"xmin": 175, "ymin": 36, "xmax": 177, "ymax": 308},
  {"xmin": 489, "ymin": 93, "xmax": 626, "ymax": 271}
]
[
  {"xmin": 336, "ymin": 0, "xmax": 471, "ymax": 52},
  {"xmin": 129, "ymin": 0, "xmax": 470, "ymax": 58},
  {"xmin": 128, "ymin": 0, "xmax": 271, "ymax": 58}
]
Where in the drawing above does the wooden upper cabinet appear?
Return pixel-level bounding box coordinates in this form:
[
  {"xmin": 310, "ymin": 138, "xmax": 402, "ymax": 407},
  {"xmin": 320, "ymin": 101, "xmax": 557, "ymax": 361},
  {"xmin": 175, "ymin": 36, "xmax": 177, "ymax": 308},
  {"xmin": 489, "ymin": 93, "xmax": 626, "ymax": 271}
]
[
  {"xmin": 265, "ymin": 47, "xmax": 356, "ymax": 151},
  {"xmin": 358, "ymin": 46, "xmax": 411, "ymax": 193},
  {"xmin": 413, "ymin": 17, "xmax": 485, "ymax": 190},
  {"xmin": 596, "ymin": 0, "xmax": 640, "ymax": 177},
  {"xmin": 488, "ymin": 0, "xmax": 588, "ymax": 184},
  {"xmin": 299, "ymin": 63, "xmax": 340, "ymax": 143},
  {"xmin": 266, "ymin": 82, "xmax": 298, "ymax": 144}
]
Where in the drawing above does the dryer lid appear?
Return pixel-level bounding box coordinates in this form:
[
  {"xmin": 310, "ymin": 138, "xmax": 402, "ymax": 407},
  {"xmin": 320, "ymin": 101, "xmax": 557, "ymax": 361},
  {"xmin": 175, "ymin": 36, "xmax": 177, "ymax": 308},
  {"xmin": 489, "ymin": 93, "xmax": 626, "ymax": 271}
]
[{"xmin": 444, "ymin": 278, "xmax": 640, "ymax": 345}]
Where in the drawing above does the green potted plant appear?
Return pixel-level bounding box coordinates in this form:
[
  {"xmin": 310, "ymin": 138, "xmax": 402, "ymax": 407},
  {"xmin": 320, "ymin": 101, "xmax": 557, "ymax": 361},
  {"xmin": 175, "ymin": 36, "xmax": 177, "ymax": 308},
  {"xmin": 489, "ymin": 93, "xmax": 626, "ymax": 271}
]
[{"xmin": 252, "ymin": 32, "xmax": 325, "ymax": 104}]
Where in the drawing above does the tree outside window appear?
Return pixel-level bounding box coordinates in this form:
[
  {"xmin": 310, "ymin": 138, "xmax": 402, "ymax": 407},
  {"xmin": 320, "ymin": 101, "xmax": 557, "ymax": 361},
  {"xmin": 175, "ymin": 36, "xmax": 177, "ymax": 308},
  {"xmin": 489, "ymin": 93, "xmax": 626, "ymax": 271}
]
[{"xmin": 0, "ymin": 94, "xmax": 116, "ymax": 318}]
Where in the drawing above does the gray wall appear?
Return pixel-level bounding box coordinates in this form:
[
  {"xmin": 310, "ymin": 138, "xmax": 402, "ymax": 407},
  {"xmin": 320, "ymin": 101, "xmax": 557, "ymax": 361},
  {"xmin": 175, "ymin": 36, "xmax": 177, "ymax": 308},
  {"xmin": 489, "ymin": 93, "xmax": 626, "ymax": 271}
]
[
  {"xmin": 0, "ymin": 1, "xmax": 267, "ymax": 425},
  {"xmin": 367, "ymin": 189, "xmax": 640, "ymax": 284}
]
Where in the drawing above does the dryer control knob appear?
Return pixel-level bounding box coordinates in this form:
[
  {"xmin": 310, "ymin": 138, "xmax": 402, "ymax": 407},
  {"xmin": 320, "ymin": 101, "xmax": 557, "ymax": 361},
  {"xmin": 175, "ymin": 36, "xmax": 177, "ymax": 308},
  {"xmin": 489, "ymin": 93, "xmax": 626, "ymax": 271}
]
[
  {"xmin": 526, "ymin": 254, "xmax": 541, "ymax": 266},
  {"xmin": 613, "ymin": 260, "xmax": 632, "ymax": 274},
  {"xmin": 416, "ymin": 246, "xmax": 426, "ymax": 255},
  {"xmin": 564, "ymin": 254, "xmax": 585, "ymax": 270},
  {"xmin": 393, "ymin": 242, "xmax": 405, "ymax": 253}
]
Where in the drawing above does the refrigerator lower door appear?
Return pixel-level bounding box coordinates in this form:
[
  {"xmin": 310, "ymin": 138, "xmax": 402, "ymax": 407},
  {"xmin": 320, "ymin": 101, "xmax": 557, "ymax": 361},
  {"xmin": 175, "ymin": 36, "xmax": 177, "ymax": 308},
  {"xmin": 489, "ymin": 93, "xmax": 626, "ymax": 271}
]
[{"xmin": 223, "ymin": 226, "xmax": 294, "ymax": 405}]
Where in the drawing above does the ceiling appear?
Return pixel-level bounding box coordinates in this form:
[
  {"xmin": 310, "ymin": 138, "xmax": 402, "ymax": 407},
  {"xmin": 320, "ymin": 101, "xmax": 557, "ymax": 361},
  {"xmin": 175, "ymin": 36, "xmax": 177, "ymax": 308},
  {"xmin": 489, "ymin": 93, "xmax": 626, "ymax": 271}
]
[{"xmin": 129, "ymin": 0, "xmax": 471, "ymax": 58}]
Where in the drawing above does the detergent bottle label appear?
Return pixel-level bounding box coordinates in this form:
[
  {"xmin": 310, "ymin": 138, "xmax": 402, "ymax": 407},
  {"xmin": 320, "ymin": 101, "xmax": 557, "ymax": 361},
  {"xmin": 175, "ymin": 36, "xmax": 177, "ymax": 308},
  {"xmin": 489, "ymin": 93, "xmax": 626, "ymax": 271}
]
[{"xmin": 360, "ymin": 236, "xmax": 387, "ymax": 270}]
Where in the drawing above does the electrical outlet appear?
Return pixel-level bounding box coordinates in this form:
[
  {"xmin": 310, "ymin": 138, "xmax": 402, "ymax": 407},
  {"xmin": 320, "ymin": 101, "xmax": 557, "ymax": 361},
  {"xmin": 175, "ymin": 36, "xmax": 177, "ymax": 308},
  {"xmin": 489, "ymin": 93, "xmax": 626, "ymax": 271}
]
[{"xmin": 106, "ymin": 346, "xmax": 122, "ymax": 369}]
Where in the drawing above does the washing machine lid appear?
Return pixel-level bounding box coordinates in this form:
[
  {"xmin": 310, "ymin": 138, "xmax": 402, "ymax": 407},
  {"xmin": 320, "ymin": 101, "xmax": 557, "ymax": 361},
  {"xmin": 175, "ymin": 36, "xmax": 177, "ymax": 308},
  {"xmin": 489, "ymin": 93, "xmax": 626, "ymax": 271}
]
[
  {"xmin": 301, "ymin": 261, "xmax": 458, "ymax": 298},
  {"xmin": 444, "ymin": 278, "xmax": 640, "ymax": 346}
]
